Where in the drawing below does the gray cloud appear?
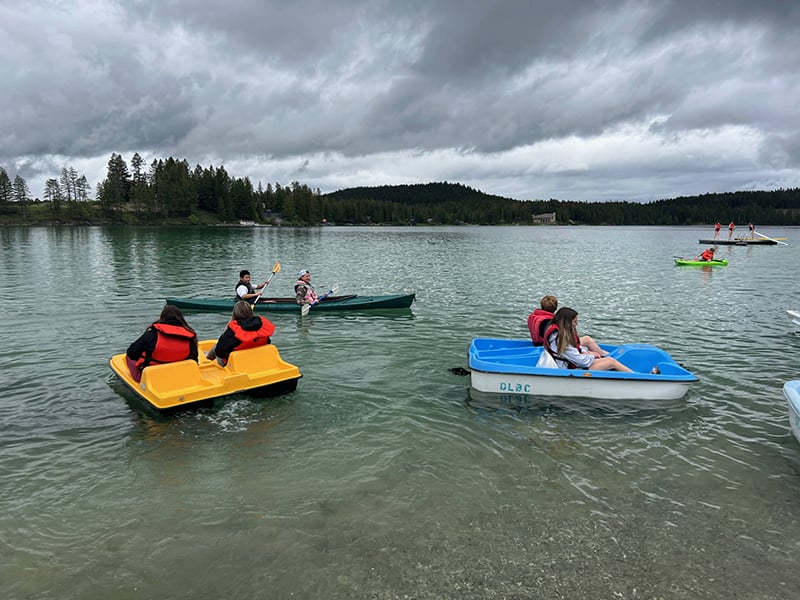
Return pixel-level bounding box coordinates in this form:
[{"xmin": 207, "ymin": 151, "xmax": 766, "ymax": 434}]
[{"xmin": 1, "ymin": 0, "xmax": 799, "ymax": 202}]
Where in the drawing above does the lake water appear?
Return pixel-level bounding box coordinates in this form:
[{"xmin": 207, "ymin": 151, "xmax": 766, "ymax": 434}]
[{"xmin": 1, "ymin": 225, "xmax": 800, "ymax": 599}]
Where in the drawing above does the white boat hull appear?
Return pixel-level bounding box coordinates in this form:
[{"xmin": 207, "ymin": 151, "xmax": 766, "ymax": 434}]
[
  {"xmin": 784, "ymin": 381, "xmax": 800, "ymax": 446},
  {"xmin": 470, "ymin": 369, "xmax": 693, "ymax": 401},
  {"xmin": 467, "ymin": 338, "xmax": 698, "ymax": 401}
]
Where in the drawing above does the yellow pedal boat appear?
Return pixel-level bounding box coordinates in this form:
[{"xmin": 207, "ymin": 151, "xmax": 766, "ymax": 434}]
[{"xmin": 109, "ymin": 340, "xmax": 301, "ymax": 411}]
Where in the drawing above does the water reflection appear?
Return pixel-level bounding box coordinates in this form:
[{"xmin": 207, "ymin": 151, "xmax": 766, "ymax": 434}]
[{"xmin": 2, "ymin": 225, "xmax": 800, "ymax": 598}]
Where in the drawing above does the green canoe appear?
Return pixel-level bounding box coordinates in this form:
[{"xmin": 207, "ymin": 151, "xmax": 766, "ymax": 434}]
[
  {"xmin": 166, "ymin": 293, "xmax": 416, "ymax": 313},
  {"xmin": 674, "ymin": 258, "xmax": 728, "ymax": 267}
]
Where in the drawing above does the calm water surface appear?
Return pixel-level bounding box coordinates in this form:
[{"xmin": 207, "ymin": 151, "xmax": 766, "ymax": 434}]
[{"xmin": 1, "ymin": 225, "xmax": 800, "ymax": 599}]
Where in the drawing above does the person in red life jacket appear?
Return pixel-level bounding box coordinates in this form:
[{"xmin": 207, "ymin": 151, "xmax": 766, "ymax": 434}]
[
  {"xmin": 728, "ymin": 221, "xmax": 735, "ymax": 240},
  {"xmin": 694, "ymin": 247, "xmax": 716, "ymax": 261},
  {"xmin": 236, "ymin": 269, "xmax": 270, "ymax": 303},
  {"xmin": 528, "ymin": 295, "xmax": 608, "ymax": 355},
  {"xmin": 544, "ymin": 307, "xmax": 632, "ymax": 372},
  {"xmin": 205, "ymin": 301, "xmax": 276, "ymax": 366},
  {"xmin": 125, "ymin": 305, "xmax": 198, "ymax": 383},
  {"xmin": 294, "ymin": 269, "xmax": 318, "ymax": 305},
  {"xmin": 714, "ymin": 221, "xmax": 721, "ymax": 240},
  {"xmin": 528, "ymin": 295, "xmax": 558, "ymax": 346}
]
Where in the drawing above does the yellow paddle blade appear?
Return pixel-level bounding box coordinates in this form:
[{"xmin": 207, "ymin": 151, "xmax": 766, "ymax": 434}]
[{"xmin": 272, "ymin": 262, "xmax": 281, "ymax": 273}]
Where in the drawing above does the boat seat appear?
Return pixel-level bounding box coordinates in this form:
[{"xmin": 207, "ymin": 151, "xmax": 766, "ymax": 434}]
[
  {"xmin": 225, "ymin": 344, "xmax": 282, "ymax": 376},
  {"xmin": 141, "ymin": 360, "xmax": 210, "ymax": 395}
]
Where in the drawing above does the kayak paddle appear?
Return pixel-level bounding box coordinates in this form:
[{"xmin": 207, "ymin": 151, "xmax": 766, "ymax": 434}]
[
  {"xmin": 754, "ymin": 230, "xmax": 788, "ymax": 246},
  {"xmin": 301, "ymin": 284, "xmax": 339, "ymax": 316},
  {"xmin": 252, "ymin": 261, "xmax": 281, "ymax": 307}
]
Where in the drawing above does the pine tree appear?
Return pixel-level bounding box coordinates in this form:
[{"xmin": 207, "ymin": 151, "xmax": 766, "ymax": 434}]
[
  {"xmin": 97, "ymin": 153, "xmax": 130, "ymax": 215},
  {"xmin": 12, "ymin": 175, "xmax": 30, "ymax": 202},
  {"xmin": 0, "ymin": 167, "xmax": 11, "ymax": 204}
]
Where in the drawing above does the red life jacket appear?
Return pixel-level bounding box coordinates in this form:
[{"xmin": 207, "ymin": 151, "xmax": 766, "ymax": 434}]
[
  {"xmin": 136, "ymin": 323, "xmax": 195, "ymax": 368},
  {"xmin": 701, "ymin": 249, "xmax": 714, "ymax": 261},
  {"xmin": 228, "ymin": 317, "xmax": 275, "ymax": 351},
  {"xmin": 543, "ymin": 323, "xmax": 582, "ymax": 369},
  {"xmin": 527, "ymin": 309, "xmax": 554, "ymax": 346}
]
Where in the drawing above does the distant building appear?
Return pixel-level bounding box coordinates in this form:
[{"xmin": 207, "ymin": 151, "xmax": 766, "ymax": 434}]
[{"xmin": 532, "ymin": 212, "xmax": 556, "ymax": 224}]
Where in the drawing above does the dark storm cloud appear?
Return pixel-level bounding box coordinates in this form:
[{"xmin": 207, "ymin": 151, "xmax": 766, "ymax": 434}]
[{"xmin": 1, "ymin": 0, "xmax": 799, "ymax": 201}]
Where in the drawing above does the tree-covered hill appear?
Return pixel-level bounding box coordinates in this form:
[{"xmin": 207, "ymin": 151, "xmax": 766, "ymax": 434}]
[
  {"xmin": 321, "ymin": 182, "xmax": 547, "ymax": 224},
  {"xmin": 324, "ymin": 183, "xmax": 800, "ymax": 226},
  {"xmin": 3, "ymin": 156, "xmax": 800, "ymax": 226}
]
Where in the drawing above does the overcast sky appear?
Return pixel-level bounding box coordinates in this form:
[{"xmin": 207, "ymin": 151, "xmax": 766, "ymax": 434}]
[{"xmin": 3, "ymin": 0, "xmax": 800, "ymax": 203}]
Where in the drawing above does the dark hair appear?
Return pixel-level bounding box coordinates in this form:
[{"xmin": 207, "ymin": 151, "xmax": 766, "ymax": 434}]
[
  {"xmin": 551, "ymin": 307, "xmax": 579, "ymax": 355},
  {"xmin": 239, "ymin": 269, "xmax": 250, "ymax": 278},
  {"xmin": 153, "ymin": 304, "xmax": 196, "ymax": 337}
]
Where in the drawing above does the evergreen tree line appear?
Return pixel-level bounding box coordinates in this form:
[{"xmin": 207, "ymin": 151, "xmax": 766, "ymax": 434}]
[
  {"xmin": 0, "ymin": 167, "xmax": 33, "ymax": 204},
  {"xmin": 3, "ymin": 156, "xmax": 800, "ymax": 225},
  {"xmin": 1, "ymin": 165, "xmax": 96, "ymax": 221},
  {"xmin": 95, "ymin": 153, "xmax": 325, "ymax": 224},
  {"xmin": 324, "ymin": 183, "xmax": 800, "ymax": 226}
]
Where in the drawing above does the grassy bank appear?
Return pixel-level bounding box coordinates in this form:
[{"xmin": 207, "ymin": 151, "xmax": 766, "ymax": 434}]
[{"xmin": 0, "ymin": 202, "xmax": 225, "ymax": 226}]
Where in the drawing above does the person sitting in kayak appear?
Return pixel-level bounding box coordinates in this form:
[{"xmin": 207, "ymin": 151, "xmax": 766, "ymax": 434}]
[
  {"xmin": 235, "ymin": 269, "xmax": 270, "ymax": 303},
  {"xmin": 544, "ymin": 307, "xmax": 632, "ymax": 372},
  {"xmin": 294, "ymin": 269, "xmax": 318, "ymax": 305},
  {"xmin": 694, "ymin": 247, "xmax": 716, "ymax": 261},
  {"xmin": 205, "ymin": 301, "xmax": 276, "ymax": 366},
  {"xmin": 528, "ymin": 295, "xmax": 608, "ymax": 356},
  {"xmin": 126, "ymin": 305, "xmax": 198, "ymax": 382}
]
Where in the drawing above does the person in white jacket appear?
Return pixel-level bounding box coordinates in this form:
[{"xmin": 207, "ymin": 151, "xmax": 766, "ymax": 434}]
[{"xmin": 545, "ymin": 307, "xmax": 632, "ymax": 372}]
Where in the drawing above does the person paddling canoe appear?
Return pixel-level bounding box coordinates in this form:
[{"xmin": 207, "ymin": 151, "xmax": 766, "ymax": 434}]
[
  {"xmin": 235, "ymin": 269, "xmax": 270, "ymax": 303},
  {"xmin": 294, "ymin": 269, "xmax": 318, "ymax": 305}
]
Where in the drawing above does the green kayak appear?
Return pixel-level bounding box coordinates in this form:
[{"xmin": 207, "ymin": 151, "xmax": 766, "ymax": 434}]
[
  {"xmin": 166, "ymin": 293, "xmax": 416, "ymax": 313},
  {"xmin": 674, "ymin": 258, "xmax": 728, "ymax": 267}
]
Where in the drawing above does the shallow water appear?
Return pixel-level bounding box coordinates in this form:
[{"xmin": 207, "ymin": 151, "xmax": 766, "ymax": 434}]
[{"xmin": 1, "ymin": 225, "xmax": 800, "ymax": 599}]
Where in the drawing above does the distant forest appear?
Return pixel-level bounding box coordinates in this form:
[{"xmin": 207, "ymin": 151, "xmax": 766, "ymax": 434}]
[
  {"xmin": 326, "ymin": 184, "xmax": 800, "ymax": 226},
  {"xmin": 2, "ymin": 154, "xmax": 799, "ymax": 226}
]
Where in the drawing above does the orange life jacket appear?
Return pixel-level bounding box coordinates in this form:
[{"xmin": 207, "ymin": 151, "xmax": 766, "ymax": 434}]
[
  {"xmin": 228, "ymin": 317, "xmax": 275, "ymax": 350},
  {"xmin": 136, "ymin": 323, "xmax": 195, "ymax": 368}
]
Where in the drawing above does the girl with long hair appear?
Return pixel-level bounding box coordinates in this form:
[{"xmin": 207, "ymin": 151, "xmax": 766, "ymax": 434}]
[
  {"xmin": 545, "ymin": 307, "xmax": 631, "ymax": 372},
  {"xmin": 125, "ymin": 304, "xmax": 199, "ymax": 382}
]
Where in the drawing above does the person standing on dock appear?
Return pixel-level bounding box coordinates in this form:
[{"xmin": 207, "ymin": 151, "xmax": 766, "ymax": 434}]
[
  {"xmin": 748, "ymin": 222, "xmax": 755, "ymax": 239},
  {"xmin": 714, "ymin": 222, "xmax": 721, "ymax": 239},
  {"xmin": 728, "ymin": 221, "xmax": 735, "ymax": 240}
]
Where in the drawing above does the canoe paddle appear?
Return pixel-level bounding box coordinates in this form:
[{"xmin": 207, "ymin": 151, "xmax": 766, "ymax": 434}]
[
  {"xmin": 252, "ymin": 261, "xmax": 281, "ymax": 308},
  {"xmin": 301, "ymin": 284, "xmax": 339, "ymax": 316}
]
